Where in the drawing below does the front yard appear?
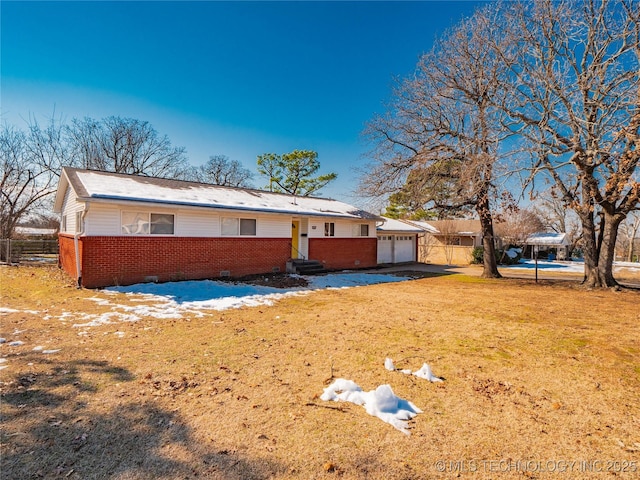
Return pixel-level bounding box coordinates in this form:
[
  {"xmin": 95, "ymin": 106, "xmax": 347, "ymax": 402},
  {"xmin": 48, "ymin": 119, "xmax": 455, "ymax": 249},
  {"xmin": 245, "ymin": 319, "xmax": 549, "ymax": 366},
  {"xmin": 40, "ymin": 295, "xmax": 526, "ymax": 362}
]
[{"xmin": 1, "ymin": 265, "xmax": 639, "ymax": 479}]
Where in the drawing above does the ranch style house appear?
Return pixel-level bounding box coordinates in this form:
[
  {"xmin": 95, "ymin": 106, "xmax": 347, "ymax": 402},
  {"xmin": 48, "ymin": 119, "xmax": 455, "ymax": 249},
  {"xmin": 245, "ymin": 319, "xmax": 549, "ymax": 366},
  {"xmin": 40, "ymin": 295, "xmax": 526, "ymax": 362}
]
[{"xmin": 54, "ymin": 167, "xmax": 380, "ymax": 288}]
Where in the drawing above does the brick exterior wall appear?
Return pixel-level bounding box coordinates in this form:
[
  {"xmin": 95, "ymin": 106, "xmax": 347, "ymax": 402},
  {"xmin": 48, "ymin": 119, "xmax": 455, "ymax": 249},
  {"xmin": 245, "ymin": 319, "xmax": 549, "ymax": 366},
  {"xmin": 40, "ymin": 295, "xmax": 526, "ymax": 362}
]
[
  {"xmin": 308, "ymin": 237, "xmax": 378, "ymax": 271},
  {"xmin": 59, "ymin": 234, "xmax": 80, "ymax": 281},
  {"xmin": 59, "ymin": 234, "xmax": 291, "ymax": 288}
]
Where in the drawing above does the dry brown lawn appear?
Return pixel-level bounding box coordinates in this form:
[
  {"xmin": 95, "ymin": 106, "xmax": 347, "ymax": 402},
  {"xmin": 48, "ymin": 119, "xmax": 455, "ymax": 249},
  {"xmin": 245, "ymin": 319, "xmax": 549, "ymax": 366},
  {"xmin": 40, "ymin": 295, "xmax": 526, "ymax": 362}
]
[{"xmin": 1, "ymin": 264, "xmax": 639, "ymax": 479}]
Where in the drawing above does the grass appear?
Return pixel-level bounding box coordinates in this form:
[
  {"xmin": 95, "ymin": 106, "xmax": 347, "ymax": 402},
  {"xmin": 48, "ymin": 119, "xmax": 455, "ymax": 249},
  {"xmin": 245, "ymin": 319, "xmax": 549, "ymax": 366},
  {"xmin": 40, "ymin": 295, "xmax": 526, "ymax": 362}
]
[{"xmin": 1, "ymin": 264, "xmax": 640, "ymax": 479}]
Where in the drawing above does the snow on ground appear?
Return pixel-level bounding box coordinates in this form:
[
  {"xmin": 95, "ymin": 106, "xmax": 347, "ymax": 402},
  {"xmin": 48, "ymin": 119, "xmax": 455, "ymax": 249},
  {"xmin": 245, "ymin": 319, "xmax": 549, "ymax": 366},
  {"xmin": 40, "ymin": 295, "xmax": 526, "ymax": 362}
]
[
  {"xmin": 0, "ymin": 272, "xmax": 409, "ymax": 328},
  {"xmin": 321, "ymin": 379, "xmax": 423, "ymax": 435},
  {"xmin": 503, "ymin": 259, "xmax": 640, "ymax": 273},
  {"xmin": 502, "ymin": 259, "xmax": 585, "ymax": 272},
  {"xmin": 385, "ymin": 357, "xmax": 444, "ymax": 382}
]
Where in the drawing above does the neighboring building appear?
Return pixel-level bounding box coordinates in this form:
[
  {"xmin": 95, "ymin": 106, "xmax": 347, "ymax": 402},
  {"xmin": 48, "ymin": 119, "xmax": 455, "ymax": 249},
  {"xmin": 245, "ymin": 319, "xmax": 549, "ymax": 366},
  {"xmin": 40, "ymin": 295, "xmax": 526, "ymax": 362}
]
[
  {"xmin": 406, "ymin": 219, "xmax": 482, "ymax": 265},
  {"xmin": 524, "ymin": 232, "xmax": 569, "ymax": 260},
  {"xmin": 53, "ymin": 167, "xmax": 380, "ymax": 288},
  {"xmin": 376, "ymin": 218, "xmax": 423, "ymax": 264},
  {"xmin": 14, "ymin": 227, "xmax": 58, "ymax": 238}
]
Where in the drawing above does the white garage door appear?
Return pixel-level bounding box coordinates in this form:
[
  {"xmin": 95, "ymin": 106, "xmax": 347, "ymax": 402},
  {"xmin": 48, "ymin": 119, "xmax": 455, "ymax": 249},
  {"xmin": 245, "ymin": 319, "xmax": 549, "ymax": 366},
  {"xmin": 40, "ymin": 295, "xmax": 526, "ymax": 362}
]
[
  {"xmin": 394, "ymin": 236, "xmax": 415, "ymax": 263},
  {"xmin": 377, "ymin": 235, "xmax": 393, "ymax": 263}
]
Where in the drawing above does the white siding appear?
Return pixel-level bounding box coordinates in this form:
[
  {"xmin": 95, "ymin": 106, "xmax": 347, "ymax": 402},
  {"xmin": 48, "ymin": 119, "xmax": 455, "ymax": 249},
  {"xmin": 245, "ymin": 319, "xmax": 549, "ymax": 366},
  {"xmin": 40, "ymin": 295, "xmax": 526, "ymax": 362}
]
[
  {"xmin": 63, "ymin": 191, "xmax": 374, "ymax": 240},
  {"xmin": 308, "ymin": 219, "xmax": 325, "ymax": 238},
  {"xmin": 257, "ymin": 215, "xmax": 291, "ymax": 238},
  {"xmin": 85, "ymin": 204, "xmax": 120, "ymax": 236},
  {"xmin": 66, "ymin": 198, "xmax": 295, "ymax": 238},
  {"xmin": 308, "ymin": 219, "xmax": 376, "ymax": 238},
  {"xmin": 61, "ymin": 187, "xmax": 84, "ymax": 233},
  {"xmin": 178, "ymin": 210, "xmax": 219, "ymax": 237},
  {"xmin": 334, "ymin": 221, "xmax": 352, "ymax": 237}
]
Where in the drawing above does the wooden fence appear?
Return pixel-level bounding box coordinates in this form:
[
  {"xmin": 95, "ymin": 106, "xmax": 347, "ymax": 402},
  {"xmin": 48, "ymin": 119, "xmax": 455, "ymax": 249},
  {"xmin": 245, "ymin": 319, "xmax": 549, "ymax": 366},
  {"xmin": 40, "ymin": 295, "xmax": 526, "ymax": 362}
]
[{"xmin": 0, "ymin": 239, "xmax": 59, "ymax": 264}]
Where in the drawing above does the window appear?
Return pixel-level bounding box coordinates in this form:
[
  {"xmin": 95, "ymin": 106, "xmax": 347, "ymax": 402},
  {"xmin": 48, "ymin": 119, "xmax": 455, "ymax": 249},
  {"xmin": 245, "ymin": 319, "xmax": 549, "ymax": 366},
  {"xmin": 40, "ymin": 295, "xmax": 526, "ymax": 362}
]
[
  {"xmin": 221, "ymin": 217, "xmax": 257, "ymax": 236},
  {"xmin": 353, "ymin": 223, "xmax": 370, "ymax": 237},
  {"xmin": 75, "ymin": 212, "xmax": 83, "ymax": 233},
  {"xmin": 240, "ymin": 218, "xmax": 256, "ymax": 235},
  {"xmin": 61, "ymin": 215, "xmax": 67, "ymax": 233},
  {"xmin": 122, "ymin": 212, "xmax": 174, "ymax": 235},
  {"xmin": 324, "ymin": 222, "xmax": 335, "ymax": 237},
  {"xmin": 150, "ymin": 213, "xmax": 175, "ymax": 234}
]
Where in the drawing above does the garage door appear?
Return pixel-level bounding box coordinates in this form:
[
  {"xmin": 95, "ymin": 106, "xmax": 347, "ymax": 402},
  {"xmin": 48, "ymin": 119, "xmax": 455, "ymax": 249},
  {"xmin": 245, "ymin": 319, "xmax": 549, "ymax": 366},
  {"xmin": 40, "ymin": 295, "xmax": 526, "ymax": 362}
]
[
  {"xmin": 377, "ymin": 235, "xmax": 393, "ymax": 263},
  {"xmin": 394, "ymin": 236, "xmax": 415, "ymax": 263}
]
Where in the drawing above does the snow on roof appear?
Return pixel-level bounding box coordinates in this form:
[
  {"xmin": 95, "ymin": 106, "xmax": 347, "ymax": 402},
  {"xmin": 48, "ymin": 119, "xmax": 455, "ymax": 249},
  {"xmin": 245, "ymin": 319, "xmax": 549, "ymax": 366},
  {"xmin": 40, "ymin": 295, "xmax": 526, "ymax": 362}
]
[
  {"xmin": 401, "ymin": 220, "xmax": 440, "ymax": 234},
  {"xmin": 526, "ymin": 232, "xmax": 568, "ymax": 246},
  {"xmin": 15, "ymin": 227, "xmax": 57, "ymax": 236},
  {"xmin": 376, "ymin": 218, "xmax": 424, "ymax": 233},
  {"xmin": 425, "ymin": 219, "xmax": 482, "ymax": 236},
  {"xmin": 57, "ymin": 167, "xmax": 379, "ymax": 220}
]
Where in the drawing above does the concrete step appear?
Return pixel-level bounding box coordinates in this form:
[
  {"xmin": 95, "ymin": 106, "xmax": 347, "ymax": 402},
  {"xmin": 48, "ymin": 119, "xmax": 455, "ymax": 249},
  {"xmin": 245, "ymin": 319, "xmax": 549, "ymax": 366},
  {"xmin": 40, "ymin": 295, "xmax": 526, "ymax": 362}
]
[{"xmin": 287, "ymin": 259, "xmax": 326, "ymax": 275}]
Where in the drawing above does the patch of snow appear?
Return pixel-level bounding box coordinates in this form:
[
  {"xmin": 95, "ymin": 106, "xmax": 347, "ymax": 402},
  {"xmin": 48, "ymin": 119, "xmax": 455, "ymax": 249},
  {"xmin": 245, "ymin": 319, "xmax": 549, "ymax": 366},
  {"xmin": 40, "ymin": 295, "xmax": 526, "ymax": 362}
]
[
  {"xmin": 0, "ymin": 338, "xmax": 6, "ymax": 344},
  {"xmin": 385, "ymin": 358, "xmax": 444, "ymax": 382},
  {"xmin": 615, "ymin": 261, "xmax": 640, "ymax": 271},
  {"xmin": 306, "ymin": 273, "xmax": 409, "ymax": 290},
  {"xmin": 412, "ymin": 363, "xmax": 444, "ymax": 382},
  {"xmin": 48, "ymin": 273, "xmax": 410, "ymax": 328},
  {"xmin": 0, "ymin": 365, "xmax": 7, "ymax": 370},
  {"xmin": 33, "ymin": 346, "xmax": 44, "ymax": 351},
  {"xmin": 8, "ymin": 341, "xmax": 24, "ymax": 346},
  {"xmin": 42, "ymin": 349, "xmax": 60, "ymax": 354},
  {"xmin": 0, "ymin": 358, "xmax": 7, "ymax": 363},
  {"xmin": 384, "ymin": 357, "xmax": 395, "ymax": 371},
  {"xmin": 0, "ymin": 308, "xmax": 39, "ymax": 315},
  {"xmin": 505, "ymin": 248, "xmax": 521, "ymax": 259},
  {"xmin": 321, "ymin": 379, "xmax": 422, "ymax": 435},
  {"xmin": 504, "ymin": 260, "xmax": 584, "ymax": 272}
]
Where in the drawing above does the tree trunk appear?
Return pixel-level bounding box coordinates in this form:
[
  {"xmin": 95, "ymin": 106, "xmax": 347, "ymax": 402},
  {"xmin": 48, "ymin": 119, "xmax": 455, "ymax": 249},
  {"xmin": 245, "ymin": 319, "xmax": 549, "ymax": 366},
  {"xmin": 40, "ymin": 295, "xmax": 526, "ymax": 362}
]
[
  {"xmin": 477, "ymin": 195, "xmax": 501, "ymax": 278},
  {"xmin": 596, "ymin": 211, "xmax": 625, "ymax": 287},
  {"xmin": 578, "ymin": 207, "xmax": 601, "ymax": 287}
]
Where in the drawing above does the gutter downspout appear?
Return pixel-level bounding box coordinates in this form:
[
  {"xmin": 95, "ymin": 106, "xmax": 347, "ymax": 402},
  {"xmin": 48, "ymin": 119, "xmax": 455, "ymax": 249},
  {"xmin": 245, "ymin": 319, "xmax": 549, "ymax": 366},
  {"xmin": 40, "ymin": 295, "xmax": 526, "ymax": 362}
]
[{"xmin": 74, "ymin": 203, "xmax": 89, "ymax": 288}]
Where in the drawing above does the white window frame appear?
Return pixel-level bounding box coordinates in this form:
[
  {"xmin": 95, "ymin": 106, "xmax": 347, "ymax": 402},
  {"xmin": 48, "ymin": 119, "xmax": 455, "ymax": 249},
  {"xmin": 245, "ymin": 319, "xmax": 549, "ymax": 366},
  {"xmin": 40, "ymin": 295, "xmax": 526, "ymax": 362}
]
[
  {"xmin": 354, "ymin": 224, "xmax": 369, "ymax": 237},
  {"xmin": 324, "ymin": 222, "xmax": 335, "ymax": 237},
  {"xmin": 121, "ymin": 211, "xmax": 175, "ymax": 235},
  {"xmin": 221, "ymin": 217, "xmax": 257, "ymax": 236},
  {"xmin": 75, "ymin": 211, "xmax": 83, "ymax": 233}
]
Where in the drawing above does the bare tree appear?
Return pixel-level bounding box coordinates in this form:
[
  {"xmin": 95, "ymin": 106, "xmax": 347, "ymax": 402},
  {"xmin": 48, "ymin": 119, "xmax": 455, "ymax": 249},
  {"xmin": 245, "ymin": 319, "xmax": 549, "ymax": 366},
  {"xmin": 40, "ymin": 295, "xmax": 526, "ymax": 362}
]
[
  {"xmin": 495, "ymin": 209, "xmax": 546, "ymax": 247},
  {"xmin": 361, "ymin": 4, "xmax": 515, "ymax": 278},
  {"xmin": 191, "ymin": 155, "xmax": 254, "ymax": 187},
  {"xmin": 26, "ymin": 113, "xmax": 71, "ymax": 179},
  {"xmin": 494, "ymin": 208, "xmax": 546, "ymax": 262},
  {"xmin": 617, "ymin": 211, "xmax": 640, "ymax": 261},
  {"xmin": 533, "ymin": 188, "xmax": 582, "ymax": 258},
  {"xmin": 498, "ymin": 0, "xmax": 639, "ymax": 286},
  {"xmin": 68, "ymin": 116, "xmax": 190, "ymax": 178},
  {"xmin": 437, "ymin": 220, "xmax": 462, "ymax": 266},
  {"xmin": 0, "ymin": 125, "xmax": 55, "ymax": 240}
]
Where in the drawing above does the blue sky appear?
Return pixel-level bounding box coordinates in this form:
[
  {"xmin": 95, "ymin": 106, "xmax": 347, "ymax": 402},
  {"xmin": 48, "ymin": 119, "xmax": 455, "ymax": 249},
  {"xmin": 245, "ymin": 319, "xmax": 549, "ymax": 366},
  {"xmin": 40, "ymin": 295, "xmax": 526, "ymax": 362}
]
[{"xmin": 2, "ymin": 1, "xmax": 483, "ymax": 206}]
